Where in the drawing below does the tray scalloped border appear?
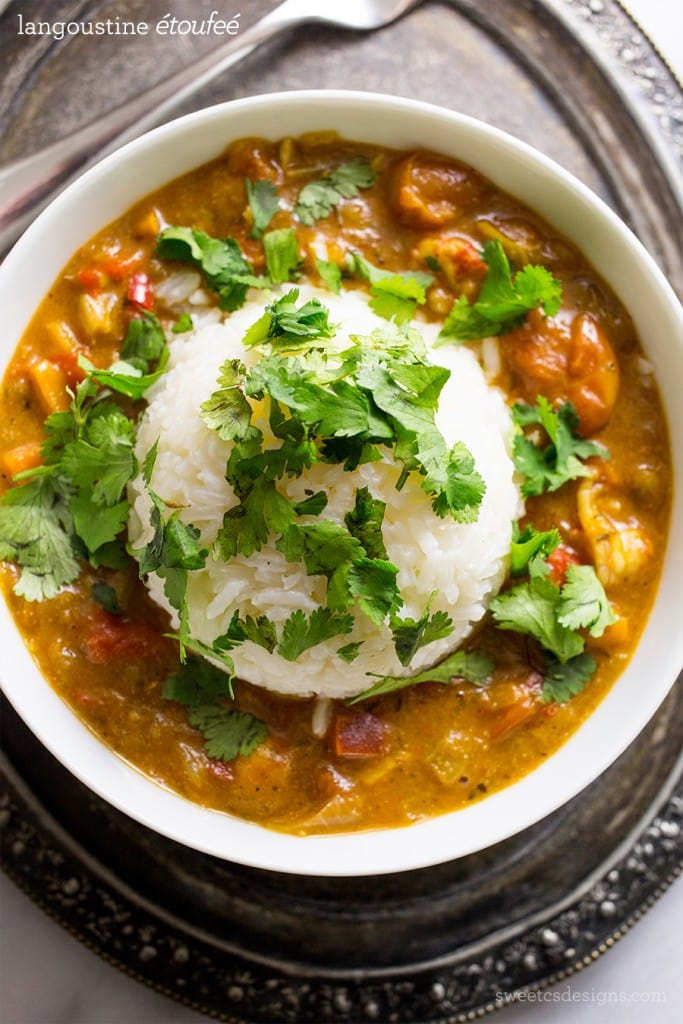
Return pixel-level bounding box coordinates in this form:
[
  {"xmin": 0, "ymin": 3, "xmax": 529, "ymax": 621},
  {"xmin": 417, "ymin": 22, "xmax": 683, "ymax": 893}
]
[{"xmin": 1, "ymin": 755, "xmax": 681, "ymax": 1023}]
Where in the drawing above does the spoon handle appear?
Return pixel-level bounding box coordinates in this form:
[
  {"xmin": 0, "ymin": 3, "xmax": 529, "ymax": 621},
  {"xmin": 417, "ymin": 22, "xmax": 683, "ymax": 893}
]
[{"xmin": 0, "ymin": 1, "xmax": 301, "ymax": 253}]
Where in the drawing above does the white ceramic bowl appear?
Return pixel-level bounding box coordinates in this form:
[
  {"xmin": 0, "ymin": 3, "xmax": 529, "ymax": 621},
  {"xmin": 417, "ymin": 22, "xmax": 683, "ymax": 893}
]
[{"xmin": 1, "ymin": 91, "xmax": 682, "ymax": 876}]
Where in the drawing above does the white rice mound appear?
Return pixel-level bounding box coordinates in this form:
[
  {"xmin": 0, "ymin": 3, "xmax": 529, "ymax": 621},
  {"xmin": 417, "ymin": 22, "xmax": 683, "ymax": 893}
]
[{"xmin": 128, "ymin": 286, "xmax": 522, "ymax": 699}]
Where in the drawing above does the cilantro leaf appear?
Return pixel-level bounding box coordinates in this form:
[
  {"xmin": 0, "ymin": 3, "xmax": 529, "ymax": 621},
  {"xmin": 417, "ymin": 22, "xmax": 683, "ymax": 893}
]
[
  {"xmin": 215, "ymin": 478, "xmax": 296, "ymax": 559},
  {"xmin": 246, "ymin": 179, "xmax": 279, "ymax": 239},
  {"xmin": 61, "ymin": 426, "xmax": 135, "ymax": 507},
  {"xmin": 71, "ymin": 492, "xmax": 128, "ymax": 554},
  {"xmin": 142, "ymin": 440, "xmax": 159, "ymax": 484},
  {"xmin": 136, "ymin": 490, "xmax": 208, "ymax": 576},
  {"xmin": 163, "ymin": 657, "xmax": 235, "ymax": 705},
  {"xmin": 348, "ymin": 252, "xmax": 433, "ymax": 325},
  {"xmin": 356, "ymin": 358, "xmax": 485, "ymax": 521},
  {"xmin": 241, "ymin": 614, "xmax": 278, "ymax": 653},
  {"xmin": 437, "ymin": 240, "xmax": 562, "ymax": 342},
  {"xmin": 278, "ymin": 607, "xmax": 353, "ymax": 661},
  {"xmin": 120, "ymin": 312, "xmax": 166, "ymax": 369},
  {"xmin": 276, "ymin": 520, "xmax": 363, "ymax": 577},
  {"xmin": 345, "ymin": 557, "xmax": 402, "ymax": 626},
  {"xmin": 390, "ymin": 601, "xmax": 454, "ymax": 667},
  {"xmin": 156, "ymin": 227, "xmax": 268, "ymax": 311},
  {"xmin": 294, "ymin": 157, "xmax": 377, "ymax": 225},
  {"xmin": 541, "ymin": 652, "xmax": 597, "ymax": 703},
  {"xmin": 82, "ymin": 355, "xmax": 169, "ymax": 399},
  {"xmin": 337, "ymin": 641, "xmax": 363, "ymax": 663},
  {"xmin": 200, "ymin": 359, "xmax": 254, "ymax": 442},
  {"xmin": 490, "ymin": 569, "xmax": 585, "ymax": 664},
  {"xmin": 557, "ymin": 563, "xmax": 616, "ymax": 636},
  {"xmin": 292, "ymin": 490, "xmax": 328, "ymax": 517},
  {"xmin": 172, "ymin": 313, "xmax": 193, "ymax": 334},
  {"xmin": 510, "ymin": 524, "xmax": 561, "ymax": 575},
  {"xmin": 0, "ymin": 476, "xmax": 79, "ymax": 601},
  {"xmin": 188, "ymin": 704, "xmax": 268, "ymax": 761},
  {"xmin": 263, "ymin": 228, "xmax": 300, "ymax": 284},
  {"xmin": 244, "ymin": 289, "xmax": 337, "ymax": 351},
  {"xmin": 316, "ymin": 258, "xmax": 342, "ymax": 294},
  {"xmin": 349, "ymin": 648, "xmax": 493, "ymax": 704},
  {"xmin": 512, "ymin": 397, "xmax": 608, "ymax": 496},
  {"xmin": 344, "ymin": 486, "xmax": 388, "ymax": 561},
  {"xmin": 91, "ymin": 580, "xmax": 121, "ymax": 615},
  {"xmin": 247, "ymin": 355, "xmax": 371, "ymax": 438}
]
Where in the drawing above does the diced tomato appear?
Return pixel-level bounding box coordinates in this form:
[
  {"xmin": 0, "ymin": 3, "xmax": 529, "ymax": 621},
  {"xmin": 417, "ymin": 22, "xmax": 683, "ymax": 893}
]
[
  {"xmin": 99, "ymin": 251, "xmax": 145, "ymax": 280},
  {"xmin": 489, "ymin": 695, "xmax": 538, "ymax": 741},
  {"xmin": 76, "ymin": 251, "xmax": 146, "ymax": 294},
  {"xmin": 84, "ymin": 613, "xmax": 167, "ymax": 663},
  {"xmin": 127, "ymin": 272, "xmax": 155, "ymax": 310},
  {"xmin": 546, "ymin": 545, "xmax": 581, "ymax": 586},
  {"xmin": 50, "ymin": 349, "xmax": 87, "ymax": 384},
  {"xmin": 330, "ymin": 710, "xmax": 388, "ymax": 759},
  {"xmin": 77, "ymin": 266, "xmax": 107, "ymax": 294}
]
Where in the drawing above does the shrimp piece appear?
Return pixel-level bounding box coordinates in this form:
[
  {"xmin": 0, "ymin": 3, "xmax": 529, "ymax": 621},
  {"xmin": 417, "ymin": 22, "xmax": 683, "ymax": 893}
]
[
  {"xmin": 577, "ymin": 473, "xmax": 651, "ymax": 586},
  {"xmin": 504, "ymin": 311, "xmax": 620, "ymax": 435},
  {"xmin": 393, "ymin": 152, "xmax": 483, "ymax": 228}
]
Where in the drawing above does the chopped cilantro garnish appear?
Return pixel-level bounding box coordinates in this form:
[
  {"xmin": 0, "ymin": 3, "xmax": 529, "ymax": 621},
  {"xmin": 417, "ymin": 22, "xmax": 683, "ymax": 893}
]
[
  {"xmin": 437, "ymin": 240, "xmax": 562, "ymax": 342},
  {"xmin": 356, "ymin": 356, "xmax": 485, "ymax": 521},
  {"xmin": 344, "ymin": 487, "xmax": 388, "ymax": 561},
  {"xmin": 0, "ymin": 354, "xmax": 154, "ymax": 598},
  {"xmin": 263, "ymin": 228, "xmax": 300, "ymax": 284},
  {"xmin": 163, "ymin": 655, "xmax": 268, "ymax": 761},
  {"xmin": 557, "ymin": 564, "xmax": 615, "ymax": 636},
  {"xmin": 512, "ymin": 397, "xmax": 608, "ymax": 497},
  {"xmin": 91, "ymin": 580, "xmax": 121, "ymax": 616},
  {"xmin": 0, "ymin": 476, "xmax": 79, "ymax": 601},
  {"xmin": 241, "ymin": 614, "xmax": 278, "ymax": 653},
  {"xmin": 172, "ymin": 313, "xmax": 193, "ymax": 333},
  {"xmin": 200, "ymin": 359, "xmax": 253, "ymax": 442},
  {"xmin": 294, "ymin": 158, "xmax": 377, "ymax": 225},
  {"xmin": 121, "ymin": 312, "xmax": 167, "ymax": 368},
  {"xmin": 244, "ymin": 289, "xmax": 337, "ymax": 351},
  {"xmin": 80, "ymin": 352, "xmax": 169, "ymax": 400},
  {"xmin": 156, "ymin": 226, "xmax": 268, "ymax": 311},
  {"xmin": 163, "ymin": 656, "xmax": 234, "ymax": 705},
  {"xmin": 390, "ymin": 599, "xmax": 454, "ymax": 666},
  {"xmin": 540, "ymin": 651, "xmax": 597, "ymax": 703},
  {"xmin": 491, "ymin": 556, "xmax": 585, "ymax": 663},
  {"xmin": 188, "ymin": 705, "xmax": 268, "ymax": 761},
  {"xmin": 344, "ymin": 557, "xmax": 402, "ymax": 626},
  {"xmin": 246, "ymin": 179, "xmax": 279, "ymax": 239},
  {"xmin": 316, "ymin": 258, "xmax": 342, "ymax": 294},
  {"xmin": 347, "ymin": 252, "xmax": 433, "ymax": 324},
  {"xmin": 349, "ymin": 648, "xmax": 494, "ymax": 704},
  {"xmin": 278, "ymin": 606, "xmax": 354, "ymax": 662},
  {"xmin": 491, "ymin": 553, "xmax": 614, "ymax": 678},
  {"xmin": 276, "ymin": 520, "xmax": 363, "ymax": 577},
  {"xmin": 510, "ymin": 523, "xmax": 561, "ymax": 575},
  {"xmin": 337, "ymin": 641, "xmax": 363, "ymax": 663}
]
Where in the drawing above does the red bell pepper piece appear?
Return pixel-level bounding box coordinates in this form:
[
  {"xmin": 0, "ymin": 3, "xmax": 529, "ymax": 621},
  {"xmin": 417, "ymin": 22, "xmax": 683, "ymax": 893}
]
[{"xmin": 127, "ymin": 272, "xmax": 155, "ymax": 310}]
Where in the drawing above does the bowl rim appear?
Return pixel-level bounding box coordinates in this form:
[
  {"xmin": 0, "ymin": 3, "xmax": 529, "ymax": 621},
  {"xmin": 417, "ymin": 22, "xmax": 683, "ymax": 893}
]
[{"xmin": 1, "ymin": 89, "xmax": 682, "ymax": 876}]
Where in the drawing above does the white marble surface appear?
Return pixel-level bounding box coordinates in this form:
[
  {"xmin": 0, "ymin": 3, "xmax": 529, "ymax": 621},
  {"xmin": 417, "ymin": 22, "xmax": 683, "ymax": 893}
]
[{"xmin": 1, "ymin": 1, "xmax": 682, "ymax": 1022}]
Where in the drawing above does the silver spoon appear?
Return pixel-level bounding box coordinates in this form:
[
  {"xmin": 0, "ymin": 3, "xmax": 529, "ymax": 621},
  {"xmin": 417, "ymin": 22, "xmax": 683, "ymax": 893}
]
[{"xmin": 0, "ymin": 0, "xmax": 420, "ymax": 252}]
